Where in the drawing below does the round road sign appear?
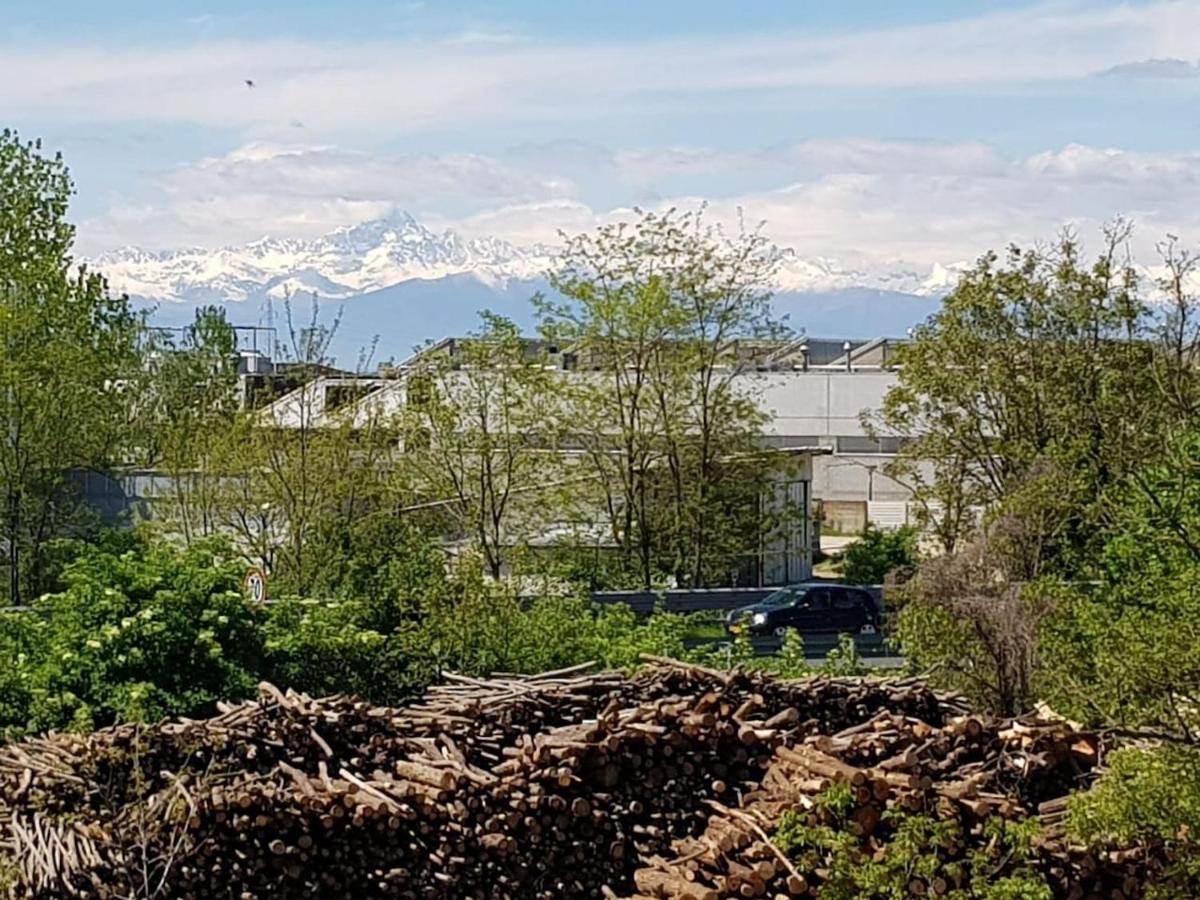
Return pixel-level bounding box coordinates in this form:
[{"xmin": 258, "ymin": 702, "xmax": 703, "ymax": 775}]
[{"xmin": 244, "ymin": 568, "xmax": 268, "ymax": 605}]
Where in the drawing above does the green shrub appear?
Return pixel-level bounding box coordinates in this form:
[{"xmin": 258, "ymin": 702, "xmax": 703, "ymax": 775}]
[
  {"xmin": 823, "ymin": 633, "xmax": 867, "ymax": 676},
  {"xmin": 775, "ymin": 787, "xmax": 1050, "ymax": 899},
  {"xmin": 263, "ymin": 597, "xmax": 433, "ymax": 706},
  {"xmin": 1069, "ymin": 745, "xmax": 1200, "ymax": 894},
  {"xmin": 0, "ymin": 613, "xmax": 38, "ymax": 735},
  {"xmin": 415, "ymin": 559, "xmax": 695, "ymax": 676},
  {"xmin": 841, "ymin": 525, "xmax": 918, "ymax": 585},
  {"xmin": 18, "ymin": 531, "xmax": 265, "ymax": 732}
]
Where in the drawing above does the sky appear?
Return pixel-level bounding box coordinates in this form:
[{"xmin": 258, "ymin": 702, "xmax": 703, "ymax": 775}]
[{"xmin": 5, "ymin": 0, "xmax": 1200, "ymax": 270}]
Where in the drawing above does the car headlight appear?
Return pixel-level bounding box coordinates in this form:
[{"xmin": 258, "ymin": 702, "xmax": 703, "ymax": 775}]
[{"xmin": 751, "ymin": 612, "xmax": 766, "ymax": 625}]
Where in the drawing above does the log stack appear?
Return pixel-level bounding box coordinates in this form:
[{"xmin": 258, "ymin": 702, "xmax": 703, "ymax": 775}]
[
  {"xmin": 0, "ymin": 659, "xmax": 1152, "ymax": 899},
  {"xmin": 628, "ymin": 708, "xmax": 1161, "ymax": 899}
]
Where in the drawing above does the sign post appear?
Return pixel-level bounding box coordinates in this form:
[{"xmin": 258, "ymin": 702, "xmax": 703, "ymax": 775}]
[{"xmin": 244, "ymin": 567, "xmax": 268, "ymax": 605}]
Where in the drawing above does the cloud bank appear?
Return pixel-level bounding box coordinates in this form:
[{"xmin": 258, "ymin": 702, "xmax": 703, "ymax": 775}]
[
  {"xmin": 4, "ymin": 2, "xmax": 1200, "ymax": 138},
  {"xmin": 80, "ymin": 138, "xmax": 1200, "ymax": 276}
]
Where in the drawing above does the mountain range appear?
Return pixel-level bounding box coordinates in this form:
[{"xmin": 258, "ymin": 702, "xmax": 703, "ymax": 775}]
[{"xmin": 91, "ymin": 211, "xmax": 957, "ymax": 364}]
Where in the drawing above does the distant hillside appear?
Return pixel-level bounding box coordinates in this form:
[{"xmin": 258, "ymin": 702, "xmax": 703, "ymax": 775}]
[{"xmin": 136, "ymin": 278, "xmax": 940, "ymax": 368}]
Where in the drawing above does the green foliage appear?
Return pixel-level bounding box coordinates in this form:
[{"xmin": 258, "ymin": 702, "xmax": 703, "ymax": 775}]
[
  {"xmin": 583, "ymin": 603, "xmax": 694, "ymax": 669},
  {"xmin": 775, "ymin": 789, "xmax": 1051, "ymax": 899},
  {"xmin": 538, "ymin": 207, "xmax": 788, "ymax": 589},
  {"xmin": 400, "ymin": 312, "xmax": 565, "ymax": 580},
  {"xmin": 1069, "ymin": 746, "xmax": 1200, "ymax": 896},
  {"xmin": 304, "ymin": 511, "xmax": 450, "ymax": 631},
  {"xmin": 0, "ymin": 130, "xmax": 143, "ymax": 603},
  {"xmin": 0, "ymin": 612, "xmax": 36, "ymax": 732},
  {"xmin": 137, "ymin": 306, "xmax": 240, "ymax": 543},
  {"xmin": 874, "ymin": 230, "xmax": 1185, "ymax": 567},
  {"xmin": 841, "ymin": 525, "xmax": 918, "ymax": 585},
  {"xmin": 823, "ymin": 633, "xmax": 867, "ymax": 676},
  {"xmin": 525, "ymin": 546, "xmax": 658, "ymax": 592},
  {"xmin": 1035, "ymin": 427, "xmax": 1200, "ymax": 733},
  {"xmin": 0, "ymin": 534, "xmax": 709, "ymax": 732},
  {"xmin": 1070, "ymin": 745, "xmax": 1200, "ymax": 846},
  {"xmin": 184, "ymin": 296, "xmax": 399, "ymax": 596},
  {"xmin": 685, "ymin": 627, "xmax": 815, "ymax": 679},
  {"xmin": 262, "ymin": 597, "xmax": 431, "ymax": 706},
  {"xmin": 416, "ymin": 558, "xmax": 693, "ymax": 676},
  {"xmin": 6, "ymin": 532, "xmax": 264, "ymax": 732},
  {"xmin": 774, "ymin": 628, "xmax": 812, "ymax": 678},
  {"xmin": 0, "ymin": 853, "xmax": 16, "ymax": 894}
]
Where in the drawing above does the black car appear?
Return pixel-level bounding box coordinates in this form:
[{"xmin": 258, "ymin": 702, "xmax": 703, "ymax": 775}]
[{"xmin": 724, "ymin": 583, "xmax": 881, "ymax": 637}]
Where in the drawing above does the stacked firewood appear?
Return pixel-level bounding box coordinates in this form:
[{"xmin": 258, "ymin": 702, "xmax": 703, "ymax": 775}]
[
  {"xmin": 629, "ymin": 708, "xmax": 1158, "ymax": 899},
  {"xmin": 0, "ymin": 659, "xmax": 1139, "ymax": 899}
]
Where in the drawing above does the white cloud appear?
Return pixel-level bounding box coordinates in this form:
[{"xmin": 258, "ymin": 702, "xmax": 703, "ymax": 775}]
[
  {"xmin": 678, "ymin": 146, "xmax": 1200, "ymax": 268},
  {"xmin": 82, "ymin": 143, "xmax": 577, "ymax": 249},
  {"xmin": 1095, "ymin": 57, "xmax": 1200, "ymax": 78},
  {"xmin": 82, "ymin": 138, "xmax": 1200, "ymax": 275},
  {"xmin": 5, "ymin": 2, "xmax": 1200, "ymax": 136}
]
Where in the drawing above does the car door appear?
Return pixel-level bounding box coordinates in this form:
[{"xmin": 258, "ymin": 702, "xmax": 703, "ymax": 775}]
[
  {"xmin": 830, "ymin": 587, "xmax": 861, "ymax": 632},
  {"xmin": 798, "ymin": 587, "xmax": 833, "ymax": 632},
  {"xmin": 854, "ymin": 589, "xmax": 880, "ymax": 630},
  {"xmin": 772, "ymin": 586, "xmax": 808, "ymax": 628}
]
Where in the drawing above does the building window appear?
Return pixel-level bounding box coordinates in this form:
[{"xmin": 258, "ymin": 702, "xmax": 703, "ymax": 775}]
[{"xmin": 835, "ymin": 436, "xmax": 903, "ymax": 455}]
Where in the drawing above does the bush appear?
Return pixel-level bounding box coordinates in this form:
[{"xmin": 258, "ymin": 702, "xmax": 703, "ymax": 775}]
[
  {"xmin": 12, "ymin": 532, "xmax": 265, "ymax": 732},
  {"xmin": 774, "ymin": 787, "xmax": 1051, "ymax": 899},
  {"xmin": 415, "ymin": 558, "xmax": 695, "ymax": 676},
  {"xmin": 0, "ymin": 613, "xmax": 37, "ymax": 735},
  {"xmin": 1069, "ymin": 745, "xmax": 1200, "ymax": 895},
  {"xmin": 841, "ymin": 525, "xmax": 918, "ymax": 585},
  {"xmin": 0, "ymin": 537, "xmax": 713, "ymax": 736},
  {"xmin": 263, "ymin": 598, "xmax": 433, "ymax": 706}
]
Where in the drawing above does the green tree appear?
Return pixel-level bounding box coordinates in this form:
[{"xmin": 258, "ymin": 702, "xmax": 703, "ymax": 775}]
[
  {"xmin": 0, "ymin": 131, "xmax": 142, "ymax": 603},
  {"xmin": 138, "ymin": 306, "xmax": 240, "ymax": 543},
  {"xmin": 207, "ymin": 297, "xmax": 395, "ymax": 594},
  {"xmin": 263, "ymin": 596, "xmax": 432, "ymax": 706},
  {"xmin": 873, "ymin": 228, "xmax": 1177, "ymax": 569},
  {"xmin": 539, "ymin": 207, "xmax": 787, "ymax": 588},
  {"xmin": 1040, "ymin": 427, "xmax": 1200, "ymax": 737},
  {"xmin": 5, "ymin": 531, "xmax": 264, "ymax": 732},
  {"xmin": 400, "ymin": 313, "xmax": 563, "ymax": 579}
]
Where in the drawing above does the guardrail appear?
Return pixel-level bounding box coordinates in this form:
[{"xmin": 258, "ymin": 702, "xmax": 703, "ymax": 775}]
[{"xmin": 589, "ymin": 584, "xmax": 885, "ymax": 614}]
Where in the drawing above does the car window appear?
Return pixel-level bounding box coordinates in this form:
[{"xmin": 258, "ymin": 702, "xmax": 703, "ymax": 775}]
[
  {"xmin": 808, "ymin": 588, "xmax": 831, "ymax": 610},
  {"xmin": 759, "ymin": 587, "xmax": 799, "ymax": 609},
  {"xmin": 832, "ymin": 589, "xmax": 858, "ymax": 610}
]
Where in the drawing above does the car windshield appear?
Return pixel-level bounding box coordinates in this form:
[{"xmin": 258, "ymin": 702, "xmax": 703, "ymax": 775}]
[{"xmin": 758, "ymin": 587, "xmax": 807, "ymax": 609}]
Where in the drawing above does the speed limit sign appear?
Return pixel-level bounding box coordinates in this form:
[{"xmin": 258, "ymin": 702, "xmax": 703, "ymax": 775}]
[{"xmin": 244, "ymin": 567, "xmax": 268, "ymax": 605}]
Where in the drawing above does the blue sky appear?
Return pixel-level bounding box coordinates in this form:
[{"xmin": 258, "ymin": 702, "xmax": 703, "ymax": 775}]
[{"xmin": 4, "ymin": 0, "xmax": 1200, "ymax": 268}]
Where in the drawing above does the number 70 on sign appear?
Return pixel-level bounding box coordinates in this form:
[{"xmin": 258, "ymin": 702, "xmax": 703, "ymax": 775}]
[{"xmin": 244, "ymin": 568, "xmax": 268, "ymax": 605}]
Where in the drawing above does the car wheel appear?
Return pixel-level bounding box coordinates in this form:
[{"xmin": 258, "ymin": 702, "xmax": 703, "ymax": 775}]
[
  {"xmin": 859, "ymin": 623, "xmax": 877, "ymax": 635},
  {"xmin": 773, "ymin": 625, "xmax": 789, "ymax": 637}
]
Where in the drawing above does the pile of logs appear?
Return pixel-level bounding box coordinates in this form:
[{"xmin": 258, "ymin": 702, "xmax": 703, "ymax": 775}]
[
  {"xmin": 0, "ymin": 658, "xmax": 1152, "ymax": 898},
  {"xmin": 629, "ymin": 708, "xmax": 1158, "ymax": 899}
]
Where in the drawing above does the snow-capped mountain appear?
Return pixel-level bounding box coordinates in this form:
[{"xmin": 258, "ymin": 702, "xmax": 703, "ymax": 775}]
[
  {"xmin": 91, "ymin": 211, "xmax": 964, "ymax": 305},
  {"xmin": 771, "ymin": 251, "xmax": 967, "ymax": 297},
  {"xmin": 92, "ymin": 212, "xmax": 553, "ymax": 305}
]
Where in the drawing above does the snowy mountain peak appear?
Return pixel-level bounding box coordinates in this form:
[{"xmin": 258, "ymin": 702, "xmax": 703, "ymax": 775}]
[
  {"xmin": 95, "ymin": 213, "xmax": 551, "ymax": 304},
  {"xmin": 92, "ymin": 212, "xmax": 962, "ymax": 306}
]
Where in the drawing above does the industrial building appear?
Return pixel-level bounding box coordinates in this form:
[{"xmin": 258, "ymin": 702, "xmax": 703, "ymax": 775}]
[{"xmin": 254, "ymin": 334, "xmax": 917, "ymax": 534}]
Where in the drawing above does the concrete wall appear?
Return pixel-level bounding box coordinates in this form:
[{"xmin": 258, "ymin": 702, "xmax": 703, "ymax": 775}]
[
  {"xmin": 741, "ymin": 370, "xmax": 924, "ymax": 504},
  {"xmin": 270, "ymin": 364, "xmax": 925, "ymax": 507}
]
